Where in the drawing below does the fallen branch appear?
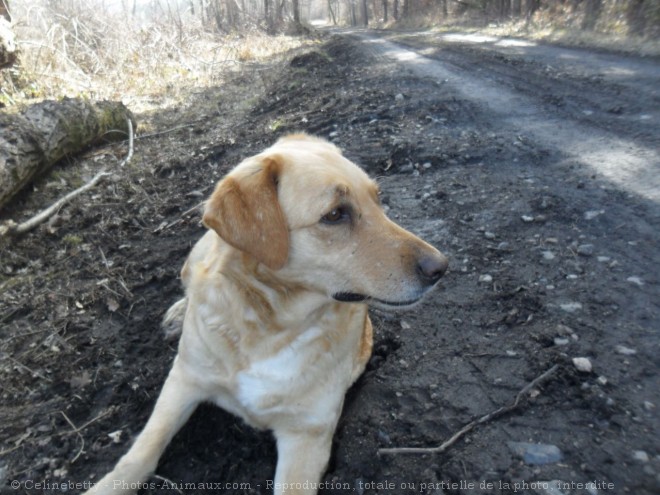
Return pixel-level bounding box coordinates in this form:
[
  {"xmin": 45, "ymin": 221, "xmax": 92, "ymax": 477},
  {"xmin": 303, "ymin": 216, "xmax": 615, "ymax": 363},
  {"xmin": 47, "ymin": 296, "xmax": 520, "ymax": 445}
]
[
  {"xmin": 153, "ymin": 475, "xmax": 185, "ymax": 495},
  {"xmin": 0, "ymin": 170, "xmax": 111, "ymax": 236},
  {"xmin": 378, "ymin": 364, "xmax": 560, "ymax": 456},
  {"xmin": 59, "ymin": 411, "xmax": 85, "ymax": 463},
  {"xmin": 119, "ymin": 117, "xmax": 134, "ymax": 167}
]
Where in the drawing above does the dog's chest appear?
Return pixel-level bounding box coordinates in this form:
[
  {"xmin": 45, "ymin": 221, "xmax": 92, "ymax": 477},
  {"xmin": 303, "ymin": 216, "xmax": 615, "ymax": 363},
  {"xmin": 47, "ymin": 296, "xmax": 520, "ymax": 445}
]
[{"xmin": 229, "ymin": 325, "xmax": 350, "ymax": 426}]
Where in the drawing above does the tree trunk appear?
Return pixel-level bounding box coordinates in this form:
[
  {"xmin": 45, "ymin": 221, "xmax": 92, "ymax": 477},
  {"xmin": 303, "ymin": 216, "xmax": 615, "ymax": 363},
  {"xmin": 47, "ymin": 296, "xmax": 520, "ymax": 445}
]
[
  {"xmin": 292, "ymin": 0, "xmax": 300, "ymax": 23},
  {"xmin": 512, "ymin": 0, "xmax": 521, "ymax": 17},
  {"xmin": 0, "ymin": 98, "xmax": 135, "ymax": 210},
  {"xmin": 0, "ymin": 17, "xmax": 16, "ymax": 69},
  {"xmin": 328, "ymin": 0, "xmax": 337, "ymax": 24},
  {"xmin": 361, "ymin": 0, "xmax": 368, "ymax": 25},
  {"xmin": 582, "ymin": 0, "xmax": 603, "ymax": 30},
  {"xmin": 0, "ymin": 0, "xmax": 10, "ymax": 21},
  {"xmin": 383, "ymin": 0, "xmax": 388, "ymax": 22},
  {"xmin": 525, "ymin": 0, "xmax": 540, "ymax": 19}
]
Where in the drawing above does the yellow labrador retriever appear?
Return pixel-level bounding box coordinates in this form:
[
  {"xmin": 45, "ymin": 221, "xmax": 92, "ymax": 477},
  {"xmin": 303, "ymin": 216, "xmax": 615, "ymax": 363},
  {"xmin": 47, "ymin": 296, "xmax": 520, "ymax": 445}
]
[{"xmin": 85, "ymin": 134, "xmax": 448, "ymax": 494}]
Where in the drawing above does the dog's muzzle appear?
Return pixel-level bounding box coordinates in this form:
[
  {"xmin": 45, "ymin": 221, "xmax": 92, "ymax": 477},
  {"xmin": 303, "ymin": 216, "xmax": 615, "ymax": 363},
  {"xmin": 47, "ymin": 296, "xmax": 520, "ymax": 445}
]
[{"xmin": 332, "ymin": 251, "xmax": 449, "ymax": 308}]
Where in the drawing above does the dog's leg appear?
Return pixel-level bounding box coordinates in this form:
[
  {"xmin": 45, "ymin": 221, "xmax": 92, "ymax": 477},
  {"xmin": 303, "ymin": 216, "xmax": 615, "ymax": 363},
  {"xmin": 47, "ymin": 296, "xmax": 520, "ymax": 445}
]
[
  {"xmin": 272, "ymin": 427, "xmax": 335, "ymax": 495},
  {"xmin": 85, "ymin": 361, "xmax": 202, "ymax": 494}
]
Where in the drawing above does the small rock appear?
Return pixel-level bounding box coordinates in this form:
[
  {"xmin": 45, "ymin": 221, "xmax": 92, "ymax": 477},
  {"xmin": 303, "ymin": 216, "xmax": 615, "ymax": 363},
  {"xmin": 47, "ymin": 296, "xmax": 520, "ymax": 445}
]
[
  {"xmin": 507, "ymin": 442, "xmax": 563, "ymax": 465},
  {"xmin": 615, "ymin": 345, "xmax": 637, "ymax": 355},
  {"xmin": 627, "ymin": 276, "xmax": 644, "ymax": 286},
  {"xmin": 394, "ymin": 93, "xmax": 404, "ymax": 101},
  {"xmin": 108, "ymin": 430, "xmax": 123, "ymax": 444},
  {"xmin": 542, "ymin": 251, "xmax": 556, "ymax": 261},
  {"xmin": 554, "ymin": 337, "xmax": 570, "ymax": 346},
  {"xmin": 400, "ymin": 320, "xmax": 411, "ymax": 330},
  {"xmin": 597, "ymin": 376, "xmax": 608, "ymax": 385},
  {"xmin": 521, "ymin": 215, "xmax": 535, "ymax": 222},
  {"xmin": 573, "ymin": 357, "xmax": 593, "ymax": 373},
  {"xmin": 632, "ymin": 450, "xmax": 650, "ymax": 462},
  {"xmin": 584, "ymin": 210, "xmax": 604, "ymax": 220},
  {"xmin": 597, "ymin": 256, "xmax": 611, "ymax": 263},
  {"xmin": 479, "ymin": 274, "xmax": 493, "ymax": 283},
  {"xmin": 577, "ymin": 244, "xmax": 595, "ymax": 256},
  {"xmin": 484, "ymin": 231, "xmax": 496, "ymax": 240},
  {"xmin": 560, "ymin": 302, "xmax": 582, "ymax": 312},
  {"xmin": 422, "ymin": 162, "xmax": 432, "ymax": 169},
  {"xmin": 556, "ymin": 324, "xmax": 575, "ymax": 336},
  {"xmin": 643, "ymin": 401, "xmax": 655, "ymax": 411},
  {"xmin": 377, "ymin": 430, "xmax": 391, "ymax": 444}
]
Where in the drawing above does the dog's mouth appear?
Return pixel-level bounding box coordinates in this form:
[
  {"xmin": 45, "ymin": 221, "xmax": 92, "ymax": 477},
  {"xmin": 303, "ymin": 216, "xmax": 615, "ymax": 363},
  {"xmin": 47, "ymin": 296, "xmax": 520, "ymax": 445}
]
[{"xmin": 332, "ymin": 291, "xmax": 423, "ymax": 309}]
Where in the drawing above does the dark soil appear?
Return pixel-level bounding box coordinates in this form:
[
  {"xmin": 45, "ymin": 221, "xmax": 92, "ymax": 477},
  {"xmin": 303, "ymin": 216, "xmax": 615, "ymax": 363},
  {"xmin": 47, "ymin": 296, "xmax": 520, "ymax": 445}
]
[{"xmin": 1, "ymin": 32, "xmax": 658, "ymax": 495}]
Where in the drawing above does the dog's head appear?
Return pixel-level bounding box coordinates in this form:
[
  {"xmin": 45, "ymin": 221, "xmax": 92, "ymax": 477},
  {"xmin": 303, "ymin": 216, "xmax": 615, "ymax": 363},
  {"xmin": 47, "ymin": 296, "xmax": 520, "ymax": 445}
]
[{"xmin": 203, "ymin": 134, "xmax": 448, "ymax": 309}]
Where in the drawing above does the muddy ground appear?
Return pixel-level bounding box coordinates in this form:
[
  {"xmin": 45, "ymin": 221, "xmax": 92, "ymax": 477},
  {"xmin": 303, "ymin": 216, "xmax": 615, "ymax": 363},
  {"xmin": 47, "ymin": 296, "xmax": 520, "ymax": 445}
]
[{"xmin": 1, "ymin": 30, "xmax": 659, "ymax": 495}]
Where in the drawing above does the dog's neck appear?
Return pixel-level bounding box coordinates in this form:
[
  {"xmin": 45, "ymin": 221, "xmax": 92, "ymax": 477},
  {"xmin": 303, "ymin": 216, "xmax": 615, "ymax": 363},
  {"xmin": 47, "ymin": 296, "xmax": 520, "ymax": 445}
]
[{"xmin": 216, "ymin": 250, "xmax": 345, "ymax": 332}]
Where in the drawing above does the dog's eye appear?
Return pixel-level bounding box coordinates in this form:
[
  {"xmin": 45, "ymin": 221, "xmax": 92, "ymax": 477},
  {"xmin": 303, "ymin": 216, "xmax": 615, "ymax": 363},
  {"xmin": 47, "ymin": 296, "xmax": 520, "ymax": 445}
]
[{"xmin": 321, "ymin": 207, "xmax": 349, "ymax": 225}]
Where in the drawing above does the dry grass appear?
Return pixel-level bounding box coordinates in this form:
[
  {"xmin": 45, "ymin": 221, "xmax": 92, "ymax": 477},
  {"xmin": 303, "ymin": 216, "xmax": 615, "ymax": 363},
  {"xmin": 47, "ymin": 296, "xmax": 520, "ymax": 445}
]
[
  {"xmin": 384, "ymin": 4, "xmax": 660, "ymax": 57},
  {"xmin": 1, "ymin": 1, "xmax": 315, "ymax": 110}
]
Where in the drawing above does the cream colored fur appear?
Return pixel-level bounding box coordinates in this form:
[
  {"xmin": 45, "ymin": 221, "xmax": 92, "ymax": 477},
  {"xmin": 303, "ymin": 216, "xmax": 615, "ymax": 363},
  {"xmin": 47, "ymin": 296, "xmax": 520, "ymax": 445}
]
[{"xmin": 84, "ymin": 134, "xmax": 447, "ymax": 495}]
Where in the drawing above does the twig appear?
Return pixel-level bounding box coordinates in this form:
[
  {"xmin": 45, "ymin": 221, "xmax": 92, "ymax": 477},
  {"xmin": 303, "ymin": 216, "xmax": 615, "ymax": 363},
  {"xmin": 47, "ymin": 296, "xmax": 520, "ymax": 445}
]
[
  {"xmin": 135, "ymin": 123, "xmax": 198, "ymax": 140},
  {"xmin": 5, "ymin": 356, "xmax": 53, "ymax": 382},
  {"xmin": 154, "ymin": 475, "xmax": 185, "ymax": 495},
  {"xmin": 55, "ymin": 409, "xmax": 113, "ymax": 436},
  {"xmin": 59, "ymin": 411, "xmax": 85, "ymax": 463},
  {"xmin": 378, "ymin": 364, "xmax": 560, "ymax": 456},
  {"xmin": 0, "ymin": 171, "xmax": 111, "ymax": 236},
  {"xmin": 180, "ymin": 200, "xmax": 204, "ymax": 217},
  {"xmin": 120, "ymin": 117, "xmax": 134, "ymax": 167},
  {"xmin": 152, "ymin": 201, "xmax": 204, "ymax": 234}
]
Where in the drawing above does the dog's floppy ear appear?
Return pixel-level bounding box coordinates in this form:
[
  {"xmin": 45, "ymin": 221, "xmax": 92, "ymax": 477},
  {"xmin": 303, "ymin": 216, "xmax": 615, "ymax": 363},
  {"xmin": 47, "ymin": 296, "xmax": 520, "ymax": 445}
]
[{"xmin": 203, "ymin": 156, "xmax": 289, "ymax": 270}]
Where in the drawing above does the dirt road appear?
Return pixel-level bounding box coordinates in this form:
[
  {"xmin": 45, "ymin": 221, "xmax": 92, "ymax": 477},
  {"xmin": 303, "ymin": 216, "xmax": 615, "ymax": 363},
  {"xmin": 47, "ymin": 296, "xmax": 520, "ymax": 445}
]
[
  {"xmin": 357, "ymin": 29, "xmax": 660, "ymax": 202},
  {"xmin": 1, "ymin": 30, "xmax": 658, "ymax": 495}
]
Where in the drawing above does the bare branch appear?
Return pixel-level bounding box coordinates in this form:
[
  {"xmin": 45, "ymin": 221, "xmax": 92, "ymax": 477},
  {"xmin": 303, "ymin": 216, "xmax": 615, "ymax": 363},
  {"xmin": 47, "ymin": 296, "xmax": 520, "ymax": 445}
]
[{"xmin": 378, "ymin": 364, "xmax": 560, "ymax": 456}]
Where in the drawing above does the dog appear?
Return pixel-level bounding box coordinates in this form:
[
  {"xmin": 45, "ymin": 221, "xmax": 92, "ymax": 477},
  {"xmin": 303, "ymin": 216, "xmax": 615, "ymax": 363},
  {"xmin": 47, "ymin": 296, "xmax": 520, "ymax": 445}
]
[{"xmin": 85, "ymin": 134, "xmax": 448, "ymax": 494}]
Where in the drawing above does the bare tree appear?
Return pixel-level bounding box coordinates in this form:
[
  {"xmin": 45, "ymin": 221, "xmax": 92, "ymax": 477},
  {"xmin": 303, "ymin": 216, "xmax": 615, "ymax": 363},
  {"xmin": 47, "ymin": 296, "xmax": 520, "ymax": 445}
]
[
  {"xmin": 582, "ymin": 0, "xmax": 603, "ymax": 30},
  {"xmin": 292, "ymin": 0, "xmax": 300, "ymax": 23},
  {"xmin": 0, "ymin": 0, "xmax": 9, "ymax": 21},
  {"xmin": 328, "ymin": 0, "xmax": 338, "ymax": 24}
]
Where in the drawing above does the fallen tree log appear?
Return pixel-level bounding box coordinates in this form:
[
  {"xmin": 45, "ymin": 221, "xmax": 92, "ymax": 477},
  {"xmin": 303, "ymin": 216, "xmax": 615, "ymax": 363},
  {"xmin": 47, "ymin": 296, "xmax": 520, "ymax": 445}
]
[{"xmin": 0, "ymin": 98, "xmax": 135, "ymax": 210}]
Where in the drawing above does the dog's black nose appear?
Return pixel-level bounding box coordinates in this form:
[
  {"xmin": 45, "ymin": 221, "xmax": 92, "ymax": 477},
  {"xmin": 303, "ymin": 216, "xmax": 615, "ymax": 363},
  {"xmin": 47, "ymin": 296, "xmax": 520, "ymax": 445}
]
[{"xmin": 417, "ymin": 254, "xmax": 449, "ymax": 285}]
